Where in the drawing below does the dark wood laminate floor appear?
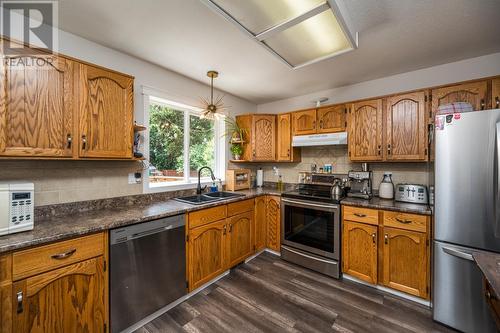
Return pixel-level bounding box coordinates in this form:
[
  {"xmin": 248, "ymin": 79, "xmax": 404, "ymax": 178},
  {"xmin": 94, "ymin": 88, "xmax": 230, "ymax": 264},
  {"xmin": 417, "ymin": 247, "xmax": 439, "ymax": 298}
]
[{"xmin": 135, "ymin": 252, "xmax": 455, "ymax": 333}]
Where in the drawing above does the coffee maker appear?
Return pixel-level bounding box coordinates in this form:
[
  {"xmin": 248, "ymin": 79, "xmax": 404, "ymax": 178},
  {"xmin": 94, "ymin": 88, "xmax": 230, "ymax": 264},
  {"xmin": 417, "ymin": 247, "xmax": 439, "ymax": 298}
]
[{"xmin": 347, "ymin": 163, "xmax": 373, "ymax": 199}]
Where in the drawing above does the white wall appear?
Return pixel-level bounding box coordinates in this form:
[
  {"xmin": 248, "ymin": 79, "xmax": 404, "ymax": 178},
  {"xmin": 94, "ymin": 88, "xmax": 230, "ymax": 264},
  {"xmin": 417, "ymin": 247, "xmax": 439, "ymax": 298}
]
[{"xmin": 257, "ymin": 52, "xmax": 500, "ymax": 113}]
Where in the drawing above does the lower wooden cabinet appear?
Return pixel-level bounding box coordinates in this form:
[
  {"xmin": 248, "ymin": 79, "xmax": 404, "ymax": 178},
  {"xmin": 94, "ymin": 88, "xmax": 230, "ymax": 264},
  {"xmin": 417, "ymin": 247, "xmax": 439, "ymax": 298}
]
[
  {"xmin": 188, "ymin": 219, "xmax": 228, "ymax": 291},
  {"xmin": 342, "ymin": 221, "xmax": 378, "ymax": 284},
  {"xmin": 254, "ymin": 196, "xmax": 267, "ymax": 251},
  {"xmin": 227, "ymin": 211, "xmax": 254, "ymax": 268},
  {"xmin": 381, "ymin": 227, "xmax": 428, "ymax": 298},
  {"xmin": 266, "ymin": 196, "xmax": 281, "ymax": 252},
  {"xmin": 0, "ymin": 232, "xmax": 108, "ymax": 333},
  {"xmin": 342, "ymin": 206, "xmax": 430, "ymax": 299}
]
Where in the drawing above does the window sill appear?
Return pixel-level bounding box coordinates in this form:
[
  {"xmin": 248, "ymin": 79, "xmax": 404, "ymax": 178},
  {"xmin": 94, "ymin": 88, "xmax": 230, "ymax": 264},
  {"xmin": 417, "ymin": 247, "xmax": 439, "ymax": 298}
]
[{"xmin": 146, "ymin": 180, "xmax": 224, "ymax": 193}]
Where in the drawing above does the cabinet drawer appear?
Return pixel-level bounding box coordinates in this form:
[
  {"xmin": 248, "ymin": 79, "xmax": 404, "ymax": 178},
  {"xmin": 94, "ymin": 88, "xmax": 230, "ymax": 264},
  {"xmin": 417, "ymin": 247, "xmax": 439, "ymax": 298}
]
[
  {"xmin": 343, "ymin": 206, "xmax": 379, "ymax": 225},
  {"xmin": 189, "ymin": 205, "xmax": 227, "ymax": 229},
  {"xmin": 227, "ymin": 199, "xmax": 254, "ymax": 217},
  {"xmin": 383, "ymin": 211, "xmax": 427, "ymax": 233},
  {"xmin": 12, "ymin": 232, "xmax": 104, "ymax": 280}
]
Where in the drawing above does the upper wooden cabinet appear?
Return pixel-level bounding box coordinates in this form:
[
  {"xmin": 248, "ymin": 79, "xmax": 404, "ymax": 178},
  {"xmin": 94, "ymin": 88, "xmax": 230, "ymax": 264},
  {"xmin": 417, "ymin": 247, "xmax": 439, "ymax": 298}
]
[
  {"xmin": 292, "ymin": 109, "xmax": 317, "ymax": 135},
  {"xmin": 493, "ymin": 78, "xmax": 500, "ymax": 109},
  {"xmin": 385, "ymin": 91, "xmax": 428, "ymax": 161},
  {"xmin": 431, "ymin": 80, "xmax": 488, "ymax": 121},
  {"xmin": 277, "ymin": 113, "xmax": 300, "ymax": 162},
  {"xmin": 0, "ymin": 53, "xmax": 74, "ymax": 157},
  {"xmin": 237, "ymin": 114, "xmax": 276, "ymax": 161},
  {"xmin": 348, "ymin": 99, "xmax": 383, "ymax": 161},
  {"xmin": 77, "ymin": 64, "xmax": 134, "ymax": 159},
  {"xmin": 317, "ymin": 105, "xmax": 347, "ymax": 133}
]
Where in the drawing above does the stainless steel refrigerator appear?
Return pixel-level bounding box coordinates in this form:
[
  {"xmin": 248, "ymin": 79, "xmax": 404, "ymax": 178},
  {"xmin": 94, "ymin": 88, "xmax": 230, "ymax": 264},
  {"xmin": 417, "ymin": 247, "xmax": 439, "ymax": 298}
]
[{"xmin": 434, "ymin": 108, "xmax": 500, "ymax": 333}]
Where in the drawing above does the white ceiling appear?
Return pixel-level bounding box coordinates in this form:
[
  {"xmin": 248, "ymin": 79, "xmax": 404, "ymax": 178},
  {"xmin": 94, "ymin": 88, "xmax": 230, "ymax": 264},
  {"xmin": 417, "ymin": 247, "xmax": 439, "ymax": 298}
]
[{"xmin": 58, "ymin": 0, "xmax": 500, "ymax": 104}]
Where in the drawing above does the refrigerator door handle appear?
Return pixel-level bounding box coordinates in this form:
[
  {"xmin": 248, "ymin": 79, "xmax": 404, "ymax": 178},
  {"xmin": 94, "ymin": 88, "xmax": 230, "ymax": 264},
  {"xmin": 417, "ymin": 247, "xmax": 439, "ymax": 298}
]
[
  {"xmin": 496, "ymin": 122, "xmax": 500, "ymax": 237},
  {"xmin": 442, "ymin": 246, "xmax": 474, "ymax": 261}
]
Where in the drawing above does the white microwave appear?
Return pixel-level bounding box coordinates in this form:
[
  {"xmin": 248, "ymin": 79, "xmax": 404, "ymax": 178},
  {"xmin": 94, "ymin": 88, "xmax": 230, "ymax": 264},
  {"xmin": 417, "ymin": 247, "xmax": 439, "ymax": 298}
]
[{"xmin": 0, "ymin": 182, "xmax": 34, "ymax": 236}]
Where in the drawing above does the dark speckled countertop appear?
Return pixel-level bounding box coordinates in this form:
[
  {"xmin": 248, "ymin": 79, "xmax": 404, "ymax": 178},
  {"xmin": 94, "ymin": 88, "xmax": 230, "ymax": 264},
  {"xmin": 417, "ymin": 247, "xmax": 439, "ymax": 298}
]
[
  {"xmin": 0, "ymin": 187, "xmax": 285, "ymax": 254},
  {"xmin": 473, "ymin": 251, "xmax": 500, "ymax": 298},
  {"xmin": 341, "ymin": 196, "xmax": 432, "ymax": 215}
]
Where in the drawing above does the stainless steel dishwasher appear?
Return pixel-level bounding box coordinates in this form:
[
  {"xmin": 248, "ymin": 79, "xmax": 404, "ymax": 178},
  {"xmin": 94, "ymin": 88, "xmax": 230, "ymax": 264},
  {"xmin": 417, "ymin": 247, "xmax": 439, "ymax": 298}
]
[{"xmin": 110, "ymin": 214, "xmax": 186, "ymax": 333}]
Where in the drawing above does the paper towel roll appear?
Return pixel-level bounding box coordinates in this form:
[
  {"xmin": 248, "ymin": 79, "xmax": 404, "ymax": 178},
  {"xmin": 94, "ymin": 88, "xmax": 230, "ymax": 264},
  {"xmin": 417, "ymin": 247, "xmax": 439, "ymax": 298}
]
[{"xmin": 256, "ymin": 169, "xmax": 263, "ymax": 187}]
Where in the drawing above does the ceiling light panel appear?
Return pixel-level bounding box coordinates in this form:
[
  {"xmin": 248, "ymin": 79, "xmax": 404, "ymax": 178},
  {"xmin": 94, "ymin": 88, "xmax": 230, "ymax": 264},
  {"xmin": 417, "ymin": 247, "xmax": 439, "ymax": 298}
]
[{"xmin": 202, "ymin": 0, "xmax": 358, "ymax": 69}]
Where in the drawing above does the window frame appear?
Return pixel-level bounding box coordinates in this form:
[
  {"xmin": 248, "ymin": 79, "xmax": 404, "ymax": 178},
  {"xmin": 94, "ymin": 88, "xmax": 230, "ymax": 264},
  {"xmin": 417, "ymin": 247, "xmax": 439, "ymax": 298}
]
[{"xmin": 143, "ymin": 91, "xmax": 226, "ymax": 193}]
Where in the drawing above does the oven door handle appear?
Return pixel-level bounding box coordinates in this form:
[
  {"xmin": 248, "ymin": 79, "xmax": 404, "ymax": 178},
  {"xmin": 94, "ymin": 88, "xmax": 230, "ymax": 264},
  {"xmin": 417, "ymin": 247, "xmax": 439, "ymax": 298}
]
[
  {"xmin": 281, "ymin": 198, "xmax": 339, "ymax": 209},
  {"xmin": 282, "ymin": 246, "xmax": 338, "ymax": 265}
]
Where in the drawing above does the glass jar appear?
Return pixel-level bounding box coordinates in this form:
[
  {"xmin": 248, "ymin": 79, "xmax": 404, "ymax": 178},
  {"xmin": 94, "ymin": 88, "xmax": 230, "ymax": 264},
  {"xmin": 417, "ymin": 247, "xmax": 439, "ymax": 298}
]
[{"xmin": 379, "ymin": 172, "xmax": 394, "ymax": 199}]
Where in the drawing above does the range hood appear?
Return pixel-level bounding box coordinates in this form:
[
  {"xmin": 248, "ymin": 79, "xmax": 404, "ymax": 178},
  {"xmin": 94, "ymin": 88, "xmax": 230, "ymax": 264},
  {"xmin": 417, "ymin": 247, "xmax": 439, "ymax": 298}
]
[{"xmin": 292, "ymin": 132, "xmax": 347, "ymax": 147}]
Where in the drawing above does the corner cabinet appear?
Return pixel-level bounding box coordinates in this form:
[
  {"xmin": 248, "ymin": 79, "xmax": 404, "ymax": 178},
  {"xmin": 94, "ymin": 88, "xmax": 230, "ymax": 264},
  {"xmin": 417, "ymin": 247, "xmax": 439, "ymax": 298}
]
[
  {"xmin": 348, "ymin": 99, "xmax": 383, "ymax": 161},
  {"xmin": 236, "ymin": 114, "xmax": 276, "ymax": 161},
  {"xmin": 77, "ymin": 64, "xmax": 134, "ymax": 159},
  {"xmin": 385, "ymin": 91, "xmax": 428, "ymax": 161},
  {"xmin": 277, "ymin": 113, "xmax": 300, "ymax": 162}
]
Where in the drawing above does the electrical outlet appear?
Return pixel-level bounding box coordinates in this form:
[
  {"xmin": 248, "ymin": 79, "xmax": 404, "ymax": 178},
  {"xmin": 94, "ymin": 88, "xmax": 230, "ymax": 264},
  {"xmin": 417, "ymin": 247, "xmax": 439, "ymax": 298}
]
[{"xmin": 128, "ymin": 173, "xmax": 142, "ymax": 184}]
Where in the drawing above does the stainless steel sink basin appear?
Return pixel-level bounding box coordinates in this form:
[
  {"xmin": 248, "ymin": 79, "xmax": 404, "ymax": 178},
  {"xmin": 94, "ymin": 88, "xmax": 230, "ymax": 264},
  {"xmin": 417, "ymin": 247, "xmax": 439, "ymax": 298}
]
[
  {"xmin": 174, "ymin": 192, "xmax": 245, "ymax": 205},
  {"xmin": 203, "ymin": 191, "xmax": 246, "ymax": 199}
]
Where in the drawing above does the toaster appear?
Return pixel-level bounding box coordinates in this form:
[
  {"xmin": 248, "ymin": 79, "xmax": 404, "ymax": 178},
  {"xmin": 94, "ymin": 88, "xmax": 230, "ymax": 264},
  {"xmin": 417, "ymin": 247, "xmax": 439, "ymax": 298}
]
[
  {"xmin": 0, "ymin": 182, "xmax": 34, "ymax": 236},
  {"xmin": 395, "ymin": 184, "xmax": 428, "ymax": 204}
]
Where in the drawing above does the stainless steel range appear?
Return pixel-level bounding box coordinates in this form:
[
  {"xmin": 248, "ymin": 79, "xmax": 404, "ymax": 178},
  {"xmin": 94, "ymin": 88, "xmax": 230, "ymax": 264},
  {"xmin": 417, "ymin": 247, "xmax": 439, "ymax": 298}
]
[{"xmin": 281, "ymin": 173, "xmax": 346, "ymax": 278}]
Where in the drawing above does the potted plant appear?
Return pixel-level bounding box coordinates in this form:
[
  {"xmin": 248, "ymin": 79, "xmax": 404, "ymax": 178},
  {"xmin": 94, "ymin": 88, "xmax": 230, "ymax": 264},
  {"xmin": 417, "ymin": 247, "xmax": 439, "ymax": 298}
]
[
  {"xmin": 230, "ymin": 143, "xmax": 243, "ymax": 160},
  {"xmin": 223, "ymin": 117, "xmax": 245, "ymax": 143}
]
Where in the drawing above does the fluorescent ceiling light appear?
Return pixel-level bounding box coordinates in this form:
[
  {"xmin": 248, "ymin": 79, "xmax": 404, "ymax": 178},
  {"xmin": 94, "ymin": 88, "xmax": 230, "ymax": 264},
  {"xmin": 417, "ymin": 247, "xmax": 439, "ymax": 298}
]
[{"xmin": 201, "ymin": 0, "xmax": 358, "ymax": 69}]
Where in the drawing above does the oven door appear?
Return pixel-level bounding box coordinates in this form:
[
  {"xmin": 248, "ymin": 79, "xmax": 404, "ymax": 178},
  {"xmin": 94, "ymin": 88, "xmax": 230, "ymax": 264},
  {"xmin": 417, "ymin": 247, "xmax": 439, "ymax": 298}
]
[{"xmin": 281, "ymin": 198, "xmax": 340, "ymax": 259}]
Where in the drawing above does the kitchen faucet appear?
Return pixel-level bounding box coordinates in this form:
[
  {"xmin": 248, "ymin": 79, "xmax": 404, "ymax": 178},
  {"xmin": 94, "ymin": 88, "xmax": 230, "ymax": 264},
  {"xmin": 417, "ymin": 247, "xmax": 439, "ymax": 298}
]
[{"xmin": 196, "ymin": 166, "xmax": 216, "ymax": 195}]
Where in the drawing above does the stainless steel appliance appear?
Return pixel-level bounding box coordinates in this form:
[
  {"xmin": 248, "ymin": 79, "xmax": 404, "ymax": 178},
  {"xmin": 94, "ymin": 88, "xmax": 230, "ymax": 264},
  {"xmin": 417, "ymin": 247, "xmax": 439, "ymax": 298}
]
[
  {"xmin": 0, "ymin": 182, "xmax": 34, "ymax": 236},
  {"xmin": 347, "ymin": 170, "xmax": 372, "ymax": 199},
  {"xmin": 395, "ymin": 184, "xmax": 428, "ymax": 204},
  {"xmin": 110, "ymin": 215, "xmax": 186, "ymax": 333},
  {"xmin": 433, "ymin": 109, "xmax": 500, "ymax": 333},
  {"xmin": 281, "ymin": 173, "xmax": 345, "ymax": 278}
]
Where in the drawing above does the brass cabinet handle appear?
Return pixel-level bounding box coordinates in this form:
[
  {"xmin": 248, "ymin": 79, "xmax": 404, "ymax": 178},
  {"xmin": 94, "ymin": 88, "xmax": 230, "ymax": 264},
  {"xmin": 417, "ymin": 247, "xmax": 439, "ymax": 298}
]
[
  {"xmin": 252, "ymin": 150, "xmax": 256, "ymax": 157},
  {"xmin": 387, "ymin": 144, "xmax": 391, "ymax": 155},
  {"xmin": 371, "ymin": 233, "xmax": 376, "ymax": 244},
  {"xmin": 378, "ymin": 145, "xmax": 381, "ymax": 155},
  {"xmin": 396, "ymin": 218, "xmax": 412, "ymax": 224},
  {"xmin": 51, "ymin": 248, "xmax": 77, "ymax": 260},
  {"xmin": 354, "ymin": 213, "xmax": 367, "ymax": 218},
  {"xmin": 480, "ymin": 99, "xmax": 485, "ymax": 110},
  {"xmin": 384, "ymin": 234, "xmax": 388, "ymax": 244},
  {"xmin": 223, "ymin": 225, "xmax": 227, "ymax": 235},
  {"xmin": 287, "ymin": 149, "xmax": 290, "ymax": 157},
  {"xmin": 81, "ymin": 135, "xmax": 87, "ymax": 150},
  {"xmin": 496, "ymin": 97, "xmax": 499, "ymax": 107},
  {"xmin": 16, "ymin": 291, "xmax": 23, "ymax": 314},
  {"xmin": 229, "ymin": 224, "xmax": 233, "ymax": 233},
  {"xmin": 312, "ymin": 120, "xmax": 316, "ymax": 129},
  {"xmin": 319, "ymin": 120, "xmax": 323, "ymax": 129},
  {"xmin": 66, "ymin": 134, "xmax": 72, "ymax": 149}
]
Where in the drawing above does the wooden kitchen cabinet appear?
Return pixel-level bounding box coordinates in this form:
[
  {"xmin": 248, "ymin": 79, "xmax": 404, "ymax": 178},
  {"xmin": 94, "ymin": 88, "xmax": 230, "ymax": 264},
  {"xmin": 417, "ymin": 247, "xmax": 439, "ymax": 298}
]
[
  {"xmin": 493, "ymin": 78, "xmax": 500, "ymax": 109},
  {"xmin": 317, "ymin": 105, "xmax": 347, "ymax": 133},
  {"xmin": 385, "ymin": 91, "xmax": 428, "ymax": 161},
  {"xmin": 342, "ymin": 220, "xmax": 378, "ymax": 284},
  {"xmin": 430, "ymin": 80, "xmax": 489, "ymax": 121},
  {"xmin": 77, "ymin": 63, "xmax": 134, "ymax": 159},
  {"xmin": 348, "ymin": 99, "xmax": 384, "ymax": 161},
  {"xmin": 277, "ymin": 113, "xmax": 300, "ymax": 162},
  {"xmin": 292, "ymin": 109, "xmax": 317, "ymax": 135},
  {"xmin": 13, "ymin": 257, "xmax": 106, "ymax": 333},
  {"xmin": 227, "ymin": 211, "xmax": 254, "ymax": 267},
  {"xmin": 0, "ymin": 49, "xmax": 74, "ymax": 157},
  {"xmin": 188, "ymin": 219, "xmax": 228, "ymax": 291},
  {"xmin": 381, "ymin": 226, "xmax": 429, "ymax": 299},
  {"xmin": 236, "ymin": 114, "xmax": 276, "ymax": 161},
  {"xmin": 266, "ymin": 196, "xmax": 281, "ymax": 252},
  {"xmin": 254, "ymin": 196, "xmax": 267, "ymax": 252}
]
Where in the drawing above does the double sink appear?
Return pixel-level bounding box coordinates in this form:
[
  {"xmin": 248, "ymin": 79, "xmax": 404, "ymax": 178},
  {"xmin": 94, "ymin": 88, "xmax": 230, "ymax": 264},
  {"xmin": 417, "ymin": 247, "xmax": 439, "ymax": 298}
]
[{"xmin": 174, "ymin": 191, "xmax": 246, "ymax": 205}]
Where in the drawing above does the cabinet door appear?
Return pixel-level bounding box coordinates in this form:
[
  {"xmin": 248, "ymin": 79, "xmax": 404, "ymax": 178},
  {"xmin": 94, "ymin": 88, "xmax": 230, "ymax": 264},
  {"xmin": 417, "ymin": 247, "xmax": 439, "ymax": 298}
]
[
  {"xmin": 77, "ymin": 64, "xmax": 133, "ymax": 158},
  {"xmin": 251, "ymin": 115, "xmax": 275, "ymax": 161},
  {"xmin": 381, "ymin": 227, "xmax": 428, "ymax": 299},
  {"xmin": 292, "ymin": 109, "xmax": 317, "ymax": 135},
  {"xmin": 342, "ymin": 221, "xmax": 378, "ymax": 284},
  {"xmin": 0, "ymin": 53, "xmax": 74, "ymax": 157},
  {"xmin": 385, "ymin": 91, "xmax": 428, "ymax": 161},
  {"xmin": 317, "ymin": 105, "xmax": 346, "ymax": 133},
  {"xmin": 266, "ymin": 196, "xmax": 281, "ymax": 252},
  {"xmin": 277, "ymin": 113, "xmax": 292, "ymax": 161},
  {"xmin": 493, "ymin": 78, "xmax": 500, "ymax": 110},
  {"xmin": 254, "ymin": 196, "xmax": 267, "ymax": 251},
  {"xmin": 431, "ymin": 81, "xmax": 488, "ymax": 121},
  {"xmin": 188, "ymin": 219, "xmax": 227, "ymax": 291},
  {"xmin": 12, "ymin": 257, "xmax": 106, "ymax": 333},
  {"xmin": 348, "ymin": 99, "xmax": 383, "ymax": 161},
  {"xmin": 227, "ymin": 211, "xmax": 254, "ymax": 267}
]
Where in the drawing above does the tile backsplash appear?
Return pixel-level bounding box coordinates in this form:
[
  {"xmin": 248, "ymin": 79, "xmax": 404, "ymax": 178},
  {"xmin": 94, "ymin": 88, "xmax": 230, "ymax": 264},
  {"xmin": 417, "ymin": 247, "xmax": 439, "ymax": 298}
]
[{"xmin": 231, "ymin": 146, "xmax": 430, "ymax": 188}]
